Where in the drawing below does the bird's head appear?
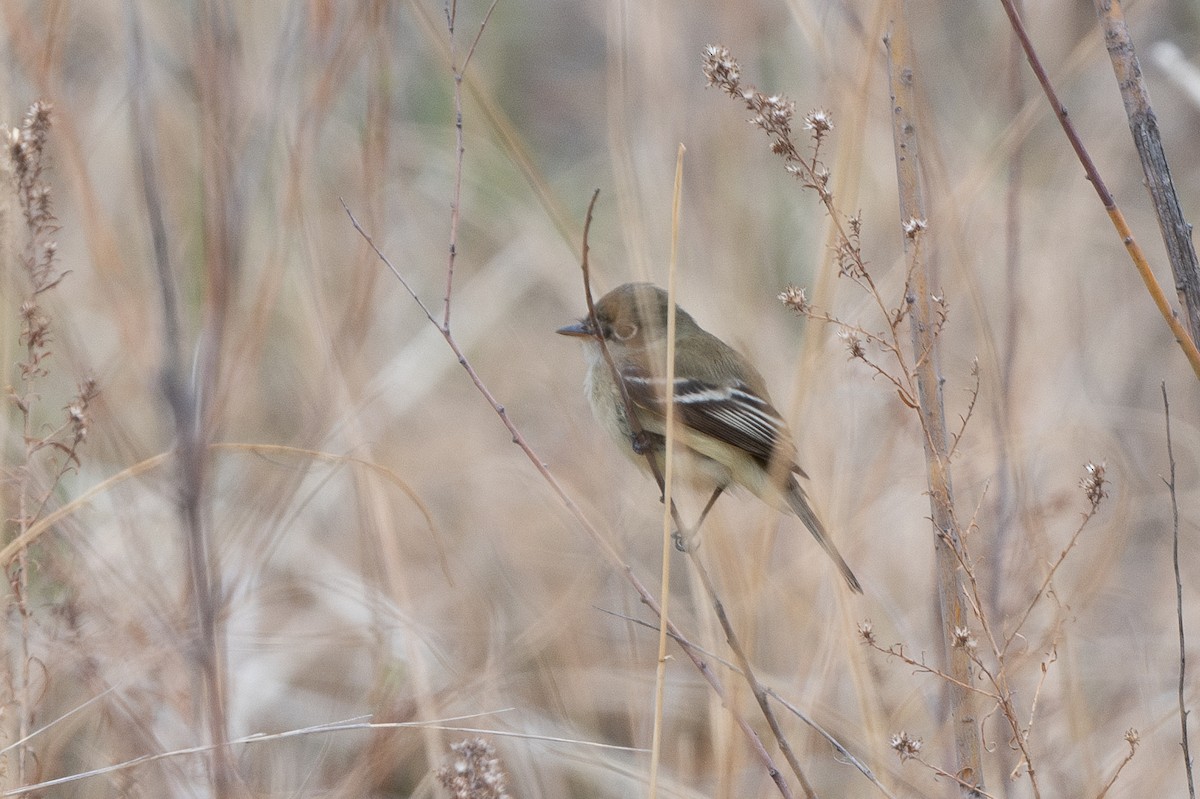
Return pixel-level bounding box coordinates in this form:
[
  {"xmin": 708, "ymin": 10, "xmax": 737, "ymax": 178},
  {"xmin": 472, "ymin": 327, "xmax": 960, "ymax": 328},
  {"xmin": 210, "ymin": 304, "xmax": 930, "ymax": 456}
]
[{"xmin": 557, "ymin": 283, "xmax": 693, "ymax": 351}]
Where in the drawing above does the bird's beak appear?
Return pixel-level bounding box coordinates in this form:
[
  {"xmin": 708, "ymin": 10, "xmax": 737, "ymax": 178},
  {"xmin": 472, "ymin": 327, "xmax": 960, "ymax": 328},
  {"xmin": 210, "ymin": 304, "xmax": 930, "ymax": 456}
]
[{"xmin": 556, "ymin": 320, "xmax": 594, "ymax": 338}]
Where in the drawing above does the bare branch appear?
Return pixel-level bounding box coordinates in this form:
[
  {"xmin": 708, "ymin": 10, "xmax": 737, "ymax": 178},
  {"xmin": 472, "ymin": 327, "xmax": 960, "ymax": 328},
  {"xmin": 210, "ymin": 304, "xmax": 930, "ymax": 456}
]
[
  {"xmin": 998, "ymin": 0, "xmax": 1200, "ymax": 380},
  {"xmin": 1163, "ymin": 383, "xmax": 1196, "ymax": 798}
]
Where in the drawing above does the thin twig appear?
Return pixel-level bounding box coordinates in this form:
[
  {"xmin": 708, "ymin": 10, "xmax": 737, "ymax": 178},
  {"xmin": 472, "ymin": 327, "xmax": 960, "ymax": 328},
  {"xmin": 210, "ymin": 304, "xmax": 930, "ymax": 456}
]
[
  {"xmin": 1095, "ymin": 0, "xmax": 1200, "ymax": 347},
  {"xmin": 442, "ymin": 0, "xmax": 464, "ymax": 330},
  {"xmin": 938, "ymin": 490, "xmax": 1060, "ymax": 790},
  {"xmin": 440, "ymin": 0, "xmax": 503, "ymax": 329},
  {"xmin": 703, "ymin": 48, "xmax": 920, "ymax": 408},
  {"xmin": 862, "ymin": 639, "xmax": 999, "ymax": 701},
  {"xmin": 907, "ymin": 753, "xmax": 998, "ymax": 799},
  {"xmin": 766, "ymin": 689, "xmax": 897, "ymax": 799},
  {"xmin": 600, "ymin": 609, "xmax": 894, "ymax": 796},
  {"xmin": 461, "ymin": 0, "xmax": 500, "ymax": 73},
  {"xmin": 1025, "ymin": 643, "xmax": 1059, "ymax": 747},
  {"xmin": 688, "ymin": 553, "xmax": 818, "ymax": 798},
  {"xmin": 574, "ymin": 196, "xmax": 690, "ymax": 540},
  {"xmin": 946, "ymin": 360, "xmax": 981, "ymax": 461},
  {"xmin": 998, "ymin": 0, "xmax": 1200, "ymax": 380},
  {"xmin": 1002, "ymin": 501, "xmax": 1100, "ymax": 653},
  {"xmin": 1163, "ymin": 383, "xmax": 1196, "ymax": 798},
  {"xmin": 1094, "ymin": 730, "xmax": 1140, "ymax": 799},
  {"xmin": 2, "ymin": 711, "xmax": 647, "ymax": 797}
]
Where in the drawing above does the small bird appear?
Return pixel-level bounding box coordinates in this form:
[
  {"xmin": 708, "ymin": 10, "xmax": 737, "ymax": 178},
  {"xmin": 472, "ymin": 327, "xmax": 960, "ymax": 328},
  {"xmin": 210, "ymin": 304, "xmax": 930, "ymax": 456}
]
[{"xmin": 557, "ymin": 283, "xmax": 862, "ymax": 593}]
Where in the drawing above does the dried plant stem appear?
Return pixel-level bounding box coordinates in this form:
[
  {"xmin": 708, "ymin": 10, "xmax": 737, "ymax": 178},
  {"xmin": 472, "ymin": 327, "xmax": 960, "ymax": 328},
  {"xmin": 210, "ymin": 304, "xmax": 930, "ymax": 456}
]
[
  {"xmin": 1163, "ymin": 385, "xmax": 1196, "ymax": 798},
  {"xmin": 863, "ymin": 639, "xmax": 998, "ymax": 701},
  {"xmin": 687, "ymin": 553, "xmax": 817, "ymax": 798},
  {"xmin": 765, "ymin": 688, "xmax": 896, "ymax": 799},
  {"xmin": 10, "ymin": 355, "xmax": 97, "ymax": 788},
  {"xmin": 441, "ymin": 0, "xmax": 500, "ymax": 328},
  {"xmin": 13, "ymin": 323, "xmax": 43, "ymax": 786},
  {"xmin": 1095, "ymin": 0, "xmax": 1200, "ymax": 348},
  {"xmin": 1, "ymin": 443, "xmax": 440, "ymax": 577},
  {"xmin": 5, "ymin": 99, "xmax": 97, "ymax": 793},
  {"xmin": 997, "ymin": 0, "xmax": 1200, "ymax": 380},
  {"xmin": 608, "ymin": 608, "xmax": 895, "ymax": 797},
  {"xmin": 1002, "ymin": 505, "xmax": 1099, "ymax": 651},
  {"xmin": 648, "ymin": 144, "xmax": 685, "ymax": 799},
  {"xmin": 1095, "ymin": 732, "xmax": 1140, "ymax": 799},
  {"xmin": 6, "ymin": 711, "xmax": 623, "ymax": 798},
  {"xmin": 409, "ymin": 0, "xmax": 579, "ymax": 250},
  {"xmin": 908, "ymin": 753, "xmax": 997, "ymax": 799},
  {"xmin": 128, "ymin": 4, "xmax": 234, "ymax": 792},
  {"xmin": 13, "ymin": 386, "xmax": 33, "ymax": 790},
  {"xmin": 884, "ymin": 9, "xmax": 985, "ymax": 797}
]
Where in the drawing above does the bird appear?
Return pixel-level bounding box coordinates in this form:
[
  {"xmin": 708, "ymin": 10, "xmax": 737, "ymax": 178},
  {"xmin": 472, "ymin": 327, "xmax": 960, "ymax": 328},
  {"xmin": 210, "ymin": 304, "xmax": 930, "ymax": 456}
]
[{"xmin": 557, "ymin": 282, "xmax": 862, "ymax": 593}]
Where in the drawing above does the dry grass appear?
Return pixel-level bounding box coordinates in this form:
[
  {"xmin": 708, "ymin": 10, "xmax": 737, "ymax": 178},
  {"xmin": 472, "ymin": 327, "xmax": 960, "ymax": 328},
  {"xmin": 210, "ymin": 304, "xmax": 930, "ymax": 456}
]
[{"xmin": 2, "ymin": 1, "xmax": 1199, "ymax": 797}]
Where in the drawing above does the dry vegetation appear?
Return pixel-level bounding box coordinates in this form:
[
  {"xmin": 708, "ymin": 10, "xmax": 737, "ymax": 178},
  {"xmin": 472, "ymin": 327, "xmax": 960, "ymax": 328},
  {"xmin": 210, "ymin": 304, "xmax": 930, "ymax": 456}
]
[{"xmin": 2, "ymin": 1, "xmax": 1200, "ymax": 797}]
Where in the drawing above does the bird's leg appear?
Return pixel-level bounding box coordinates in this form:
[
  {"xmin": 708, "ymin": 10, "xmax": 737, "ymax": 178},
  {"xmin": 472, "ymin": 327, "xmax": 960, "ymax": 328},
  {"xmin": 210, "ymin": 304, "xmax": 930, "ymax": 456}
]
[
  {"xmin": 673, "ymin": 486, "xmax": 724, "ymax": 552},
  {"xmin": 694, "ymin": 485, "xmax": 725, "ymax": 532}
]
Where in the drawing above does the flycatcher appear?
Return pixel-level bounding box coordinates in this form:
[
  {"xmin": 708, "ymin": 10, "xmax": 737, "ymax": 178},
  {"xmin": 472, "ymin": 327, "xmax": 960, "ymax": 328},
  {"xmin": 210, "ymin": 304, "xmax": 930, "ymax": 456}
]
[{"xmin": 557, "ymin": 282, "xmax": 862, "ymax": 593}]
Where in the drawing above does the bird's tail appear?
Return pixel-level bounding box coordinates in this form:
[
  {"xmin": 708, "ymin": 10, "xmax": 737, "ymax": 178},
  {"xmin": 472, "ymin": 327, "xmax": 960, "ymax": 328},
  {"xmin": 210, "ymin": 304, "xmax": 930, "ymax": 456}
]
[{"xmin": 785, "ymin": 478, "xmax": 863, "ymax": 594}]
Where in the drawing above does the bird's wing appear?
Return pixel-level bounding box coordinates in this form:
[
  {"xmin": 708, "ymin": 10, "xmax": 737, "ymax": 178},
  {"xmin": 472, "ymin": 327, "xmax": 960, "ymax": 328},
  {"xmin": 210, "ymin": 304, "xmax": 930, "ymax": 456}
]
[{"xmin": 620, "ymin": 366, "xmax": 798, "ymax": 469}]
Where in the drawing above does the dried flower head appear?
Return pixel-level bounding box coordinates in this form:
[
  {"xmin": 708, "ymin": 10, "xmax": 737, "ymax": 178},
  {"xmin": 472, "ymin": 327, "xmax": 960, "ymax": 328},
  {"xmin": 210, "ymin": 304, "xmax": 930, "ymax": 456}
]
[
  {"xmin": 778, "ymin": 284, "xmax": 809, "ymax": 315},
  {"xmin": 951, "ymin": 626, "xmax": 977, "ymax": 653},
  {"xmin": 803, "ymin": 109, "xmax": 833, "ymax": 134},
  {"xmin": 23, "ymin": 101, "xmax": 52, "ymax": 143},
  {"xmin": 8, "ymin": 125, "xmax": 26, "ymax": 171},
  {"xmin": 748, "ymin": 92, "xmax": 795, "ymax": 137},
  {"xmin": 67, "ymin": 377, "xmax": 99, "ymax": 446},
  {"xmin": 902, "ymin": 217, "xmax": 927, "ymax": 238},
  {"xmin": 701, "ymin": 45, "xmax": 813, "ymax": 166},
  {"xmin": 1124, "ymin": 728, "xmax": 1140, "ymax": 749},
  {"xmin": 1080, "ymin": 461, "xmax": 1108, "ymax": 509},
  {"xmin": 701, "ymin": 45, "xmax": 740, "ymax": 94},
  {"xmin": 10, "ymin": 101, "xmax": 52, "ymax": 187},
  {"xmin": 890, "ymin": 731, "xmax": 923, "ymax": 761},
  {"xmin": 19, "ymin": 300, "xmax": 50, "ymax": 350},
  {"xmin": 857, "ymin": 619, "xmax": 876, "ymax": 646},
  {"xmin": 436, "ymin": 738, "xmax": 511, "ymax": 799},
  {"xmin": 8, "ymin": 100, "xmax": 61, "ymax": 296},
  {"xmin": 838, "ymin": 328, "xmax": 865, "ymax": 360}
]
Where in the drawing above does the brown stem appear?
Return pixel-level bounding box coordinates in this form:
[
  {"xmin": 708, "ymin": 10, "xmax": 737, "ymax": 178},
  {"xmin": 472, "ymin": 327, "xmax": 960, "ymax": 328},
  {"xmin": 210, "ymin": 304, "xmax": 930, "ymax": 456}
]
[
  {"xmin": 687, "ymin": 551, "xmax": 817, "ymax": 799},
  {"xmin": 1094, "ymin": 0, "xmax": 1200, "ymax": 349},
  {"xmin": 884, "ymin": 9, "xmax": 986, "ymax": 797},
  {"xmin": 1163, "ymin": 384, "xmax": 1196, "ymax": 798},
  {"xmin": 129, "ymin": 3, "xmax": 235, "ymax": 793},
  {"xmin": 997, "ymin": 0, "xmax": 1200, "ymax": 380}
]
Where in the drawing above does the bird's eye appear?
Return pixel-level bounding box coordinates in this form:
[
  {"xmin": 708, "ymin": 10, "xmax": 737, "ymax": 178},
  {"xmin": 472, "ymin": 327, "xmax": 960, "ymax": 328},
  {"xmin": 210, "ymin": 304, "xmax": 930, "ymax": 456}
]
[{"xmin": 613, "ymin": 323, "xmax": 638, "ymax": 341}]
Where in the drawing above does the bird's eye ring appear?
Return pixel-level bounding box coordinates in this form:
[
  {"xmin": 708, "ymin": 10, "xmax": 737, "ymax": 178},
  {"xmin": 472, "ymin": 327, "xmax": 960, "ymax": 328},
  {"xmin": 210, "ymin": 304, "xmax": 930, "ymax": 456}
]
[{"xmin": 614, "ymin": 323, "xmax": 638, "ymax": 341}]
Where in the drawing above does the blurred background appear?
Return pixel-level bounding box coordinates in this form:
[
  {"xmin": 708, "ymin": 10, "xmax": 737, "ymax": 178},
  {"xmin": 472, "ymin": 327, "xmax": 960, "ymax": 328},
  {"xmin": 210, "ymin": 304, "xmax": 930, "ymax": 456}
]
[{"xmin": 2, "ymin": 0, "xmax": 1200, "ymax": 796}]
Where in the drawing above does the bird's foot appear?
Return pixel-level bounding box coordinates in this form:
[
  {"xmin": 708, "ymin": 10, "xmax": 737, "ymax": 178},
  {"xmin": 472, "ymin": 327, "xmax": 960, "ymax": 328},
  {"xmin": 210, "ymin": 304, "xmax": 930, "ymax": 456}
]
[{"xmin": 672, "ymin": 528, "xmax": 699, "ymax": 553}]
